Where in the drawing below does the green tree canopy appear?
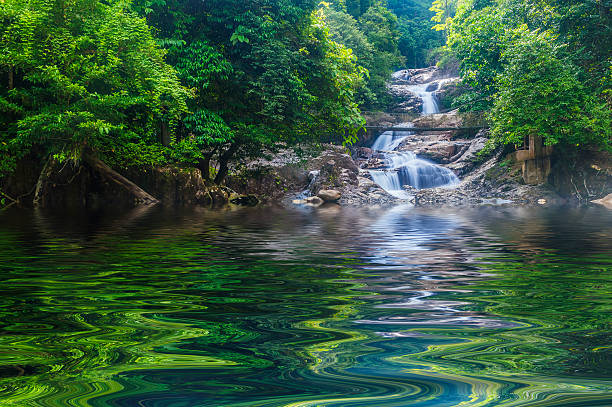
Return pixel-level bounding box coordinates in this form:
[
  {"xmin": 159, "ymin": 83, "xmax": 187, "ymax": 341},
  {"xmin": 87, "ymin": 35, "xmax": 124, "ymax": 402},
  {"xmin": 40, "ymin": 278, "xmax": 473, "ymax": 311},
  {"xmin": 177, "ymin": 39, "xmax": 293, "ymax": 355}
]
[
  {"xmin": 445, "ymin": 0, "xmax": 611, "ymax": 149},
  {"xmin": 321, "ymin": 2, "xmax": 404, "ymax": 108},
  {"xmin": 491, "ymin": 27, "xmax": 611, "ymax": 148},
  {"xmin": 133, "ymin": 0, "xmax": 365, "ymax": 182},
  {"xmin": 388, "ymin": 0, "xmax": 446, "ymax": 67},
  {"xmin": 0, "ymin": 0, "xmax": 190, "ymax": 174}
]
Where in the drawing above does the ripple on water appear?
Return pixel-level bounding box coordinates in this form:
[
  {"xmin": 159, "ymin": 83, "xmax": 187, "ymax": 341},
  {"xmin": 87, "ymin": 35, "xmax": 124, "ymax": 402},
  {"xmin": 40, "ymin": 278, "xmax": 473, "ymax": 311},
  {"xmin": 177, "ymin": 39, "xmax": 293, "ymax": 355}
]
[{"xmin": 0, "ymin": 205, "xmax": 610, "ymax": 406}]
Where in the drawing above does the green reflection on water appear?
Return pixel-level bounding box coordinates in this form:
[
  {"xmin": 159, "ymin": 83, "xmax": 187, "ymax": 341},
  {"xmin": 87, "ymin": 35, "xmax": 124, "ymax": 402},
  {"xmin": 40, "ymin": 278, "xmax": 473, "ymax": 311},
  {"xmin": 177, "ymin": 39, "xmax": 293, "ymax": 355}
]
[
  {"xmin": 0, "ymin": 207, "xmax": 610, "ymax": 406},
  {"xmin": 388, "ymin": 251, "xmax": 612, "ymax": 406}
]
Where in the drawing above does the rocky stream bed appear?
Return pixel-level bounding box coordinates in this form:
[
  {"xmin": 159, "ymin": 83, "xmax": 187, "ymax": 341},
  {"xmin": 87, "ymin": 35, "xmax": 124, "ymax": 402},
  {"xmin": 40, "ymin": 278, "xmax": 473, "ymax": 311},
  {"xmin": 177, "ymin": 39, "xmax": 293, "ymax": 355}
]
[{"xmin": 228, "ymin": 67, "xmax": 611, "ymax": 209}]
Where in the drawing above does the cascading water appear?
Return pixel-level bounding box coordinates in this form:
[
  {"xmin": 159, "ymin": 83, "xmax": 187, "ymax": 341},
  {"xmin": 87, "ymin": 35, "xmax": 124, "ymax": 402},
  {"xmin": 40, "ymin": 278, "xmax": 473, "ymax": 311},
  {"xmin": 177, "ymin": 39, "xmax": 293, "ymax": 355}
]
[{"xmin": 368, "ymin": 77, "xmax": 459, "ymax": 199}]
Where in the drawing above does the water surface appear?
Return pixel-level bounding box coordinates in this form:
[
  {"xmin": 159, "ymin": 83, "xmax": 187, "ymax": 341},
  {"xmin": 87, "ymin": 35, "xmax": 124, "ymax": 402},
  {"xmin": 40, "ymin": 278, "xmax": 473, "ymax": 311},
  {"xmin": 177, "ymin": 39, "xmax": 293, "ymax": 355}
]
[{"xmin": 0, "ymin": 204, "xmax": 610, "ymax": 406}]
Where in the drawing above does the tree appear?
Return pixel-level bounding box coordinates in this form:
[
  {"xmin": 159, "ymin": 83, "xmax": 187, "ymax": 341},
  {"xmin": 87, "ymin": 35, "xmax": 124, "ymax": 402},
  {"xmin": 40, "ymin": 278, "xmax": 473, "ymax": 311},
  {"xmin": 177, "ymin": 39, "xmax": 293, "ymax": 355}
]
[
  {"xmin": 446, "ymin": 1, "xmax": 506, "ymax": 110},
  {"xmin": 133, "ymin": 0, "xmax": 365, "ymax": 183},
  {"xmin": 445, "ymin": 0, "xmax": 611, "ymax": 151},
  {"xmin": 345, "ymin": 0, "xmax": 374, "ymax": 18},
  {"xmin": 387, "ymin": 0, "xmax": 446, "ymax": 68},
  {"xmin": 0, "ymin": 0, "xmax": 190, "ymax": 196},
  {"xmin": 429, "ymin": 0, "xmax": 458, "ymax": 33},
  {"xmin": 491, "ymin": 27, "xmax": 611, "ymax": 148},
  {"xmin": 321, "ymin": 6, "xmax": 387, "ymax": 107},
  {"xmin": 357, "ymin": 2, "xmax": 404, "ymax": 107}
]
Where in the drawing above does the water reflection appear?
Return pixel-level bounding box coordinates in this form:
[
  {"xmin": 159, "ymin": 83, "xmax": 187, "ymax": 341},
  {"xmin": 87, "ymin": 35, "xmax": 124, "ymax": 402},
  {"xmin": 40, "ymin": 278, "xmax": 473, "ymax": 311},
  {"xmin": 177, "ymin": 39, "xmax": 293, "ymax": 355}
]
[{"xmin": 0, "ymin": 205, "xmax": 610, "ymax": 406}]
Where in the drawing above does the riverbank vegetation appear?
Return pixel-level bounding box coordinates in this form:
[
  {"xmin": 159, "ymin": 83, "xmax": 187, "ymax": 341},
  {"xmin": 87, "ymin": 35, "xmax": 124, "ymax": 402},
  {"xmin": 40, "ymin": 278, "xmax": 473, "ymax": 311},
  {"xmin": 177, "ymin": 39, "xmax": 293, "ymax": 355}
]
[
  {"xmin": 0, "ymin": 0, "xmax": 609, "ymax": 208},
  {"xmin": 441, "ymin": 0, "xmax": 611, "ymax": 150}
]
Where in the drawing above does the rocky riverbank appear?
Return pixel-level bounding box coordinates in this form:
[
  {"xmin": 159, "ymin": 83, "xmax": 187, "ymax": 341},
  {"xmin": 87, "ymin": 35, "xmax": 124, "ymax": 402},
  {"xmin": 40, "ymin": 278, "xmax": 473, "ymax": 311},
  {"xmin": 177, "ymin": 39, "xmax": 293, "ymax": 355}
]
[
  {"xmin": 3, "ymin": 65, "xmax": 608, "ymax": 211},
  {"xmin": 240, "ymin": 133, "xmax": 609, "ymax": 208},
  {"xmin": 228, "ymin": 66, "xmax": 611, "ymax": 208}
]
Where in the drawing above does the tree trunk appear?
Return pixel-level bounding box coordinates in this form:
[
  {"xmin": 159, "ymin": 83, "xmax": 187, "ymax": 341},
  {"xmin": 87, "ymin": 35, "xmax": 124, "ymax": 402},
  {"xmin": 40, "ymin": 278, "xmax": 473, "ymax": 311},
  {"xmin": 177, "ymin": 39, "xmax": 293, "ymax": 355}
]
[
  {"xmin": 214, "ymin": 144, "xmax": 238, "ymax": 185},
  {"xmin": 161, "ymin": 122, "xmax": 170, "ymax": 146},
  {"xmin": 197, "ymin": 152, "xmax": 213, "ymax": 181},
  {"xmin": 8, "ymin": 67, "xmax": 14, "ymax": 90},
  {"xmin": 84, "ymin": 155, "xmax": 159, "ymax": 205},
  {"xmin": 33, "ymin": 158, "xmax": 54, "ymax": 207}
]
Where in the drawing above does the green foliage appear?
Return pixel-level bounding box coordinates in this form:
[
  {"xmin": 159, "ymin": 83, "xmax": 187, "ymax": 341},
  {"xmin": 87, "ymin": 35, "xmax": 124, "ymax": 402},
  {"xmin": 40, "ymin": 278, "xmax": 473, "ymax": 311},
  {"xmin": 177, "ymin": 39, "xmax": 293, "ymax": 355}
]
[
  {"xmin": 447, "ymin": 3, "xmax": 506, "ymax": 110},
  {"xmin": 429, "ymin": 0, "xmax": 457, "ymax": 31},
  {"xmin": 388, "ymin": 0, "xmax": 446, "ymax": 67},
  {"xmin": 321, "ymin": 2, "xmax": 403, "ymax": 108},
  {"xmin": 0, "ymin": 0, "xmax": 190, "ymax": 173},
  {"xmin": 131, "ymin": 0, "xmax": 366, "ymax": 180},
  {"xmin": 491, "ymin": 27, "xmax": 611, "ymax": 148},
  {"xmin": 345, "ymin": 0, "xmax": 374, "ymax": 18},
  {"xmin": 445, "ymin": 0, "xmax": 611, "ymax": 150}
]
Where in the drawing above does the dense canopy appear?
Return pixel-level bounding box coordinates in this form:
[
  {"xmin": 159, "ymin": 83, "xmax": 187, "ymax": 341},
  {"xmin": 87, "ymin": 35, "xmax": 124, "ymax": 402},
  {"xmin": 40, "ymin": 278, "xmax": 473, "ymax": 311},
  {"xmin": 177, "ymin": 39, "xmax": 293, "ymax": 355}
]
[{"xmin": 0, "ymin": 0, "xmax": 609, "ymax": 195}]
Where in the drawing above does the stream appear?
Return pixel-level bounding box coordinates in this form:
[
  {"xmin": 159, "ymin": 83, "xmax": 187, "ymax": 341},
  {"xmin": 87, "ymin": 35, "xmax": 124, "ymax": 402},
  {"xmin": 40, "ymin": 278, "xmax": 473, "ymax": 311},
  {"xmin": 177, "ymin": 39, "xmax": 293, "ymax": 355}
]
[
  {"xmin": 0, "ymin": 205, "xmax": 611, "ymax": 406},
  {"xmin": 368, "ymin": 78, "xmax": 459, "ymax": 198}
]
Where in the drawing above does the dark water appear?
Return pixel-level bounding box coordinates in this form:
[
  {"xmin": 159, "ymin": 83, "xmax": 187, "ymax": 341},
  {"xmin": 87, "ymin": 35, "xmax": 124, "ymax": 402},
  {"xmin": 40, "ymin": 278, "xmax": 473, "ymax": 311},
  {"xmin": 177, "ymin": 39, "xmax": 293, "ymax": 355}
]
[{"xmin": 0, "ymin": 204, "xmax": 610, "ymax": 406}]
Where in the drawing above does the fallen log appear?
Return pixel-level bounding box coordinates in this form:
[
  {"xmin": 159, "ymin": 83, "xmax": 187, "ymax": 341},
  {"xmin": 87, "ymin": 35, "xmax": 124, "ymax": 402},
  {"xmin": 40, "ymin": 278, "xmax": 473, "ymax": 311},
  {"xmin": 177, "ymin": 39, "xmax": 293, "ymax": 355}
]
[
  {"xmin": 84, "ymin": 155, "xmax": 159, "ymax": 206},
  {"xmin": 33, "ymin": 155, "xmax": 159, "ymax": 208}
]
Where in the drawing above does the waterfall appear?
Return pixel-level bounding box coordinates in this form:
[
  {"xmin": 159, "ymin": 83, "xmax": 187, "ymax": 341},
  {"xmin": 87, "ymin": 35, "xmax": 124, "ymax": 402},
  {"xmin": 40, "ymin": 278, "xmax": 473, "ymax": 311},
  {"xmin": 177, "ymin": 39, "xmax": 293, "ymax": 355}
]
[
  {"xmin": 367, "ymin": 76, "xmax": 459, "ymax": 199},
  {"xmin": 296, "ymin": 170, "xmax": 319, "ymax": 199},
  {"xmin": 404, "ymin": 78, "xmax": 454, "ymax": 115},
  {"xmin": 405, "ymin": 83, "xmax": 439, "ymax": 114}
]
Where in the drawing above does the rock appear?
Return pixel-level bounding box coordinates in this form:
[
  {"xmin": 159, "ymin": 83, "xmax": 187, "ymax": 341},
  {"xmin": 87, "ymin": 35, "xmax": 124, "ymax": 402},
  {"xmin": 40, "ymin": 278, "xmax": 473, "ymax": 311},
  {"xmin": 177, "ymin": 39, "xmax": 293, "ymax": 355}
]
[
  {"xmin": 317, "ymin": 189, "xmax": 342, "ymax": 202},
  {"xmin": 225, "ymin": 148, "xmax": 310, "ymax": 202},
  {"xmin": 357, "ymin": 177, "xmax": 375, "ymax": 188},
  {"xmin": 363, "ymin": 158, "xmax": 386, "ymax": 169},
  {"xmin": 436, "ymin": 79, "xmax": 464, "ymax": 111},
  {"xmin": 392, "ymin": 67, "xmax": 442, "ymax": 84},
  {"xmin": 309, "ymin": 148, "xmax": 359, "ymax": 193},
  {"xmin": 388, "ymin": 85, "xmax": 423, "ymax": 114},
  {"xmin": 412, "ymin": 111, "xmax": 463, "ymax": 129},
  {"xmin": 447, "ymin": 136, "xmax": 489, "ymax": 176},
  {"xmin": 305, "ymin": 196, "xmax": 324, "ymax": 205},
  {"xmin": 592, "ymin": 193, "xmax": 612, "ymax": 209},
  {"xmin": 425, "ymin": 81, "xmax": 439, "ymax": 92},
  {"xmin": 413, "ymin": 144, "xmax": 456, "ymax": 163},
  {"xmin": 356, "ymin": 147, "xmax": 373, "ymax": 159}
]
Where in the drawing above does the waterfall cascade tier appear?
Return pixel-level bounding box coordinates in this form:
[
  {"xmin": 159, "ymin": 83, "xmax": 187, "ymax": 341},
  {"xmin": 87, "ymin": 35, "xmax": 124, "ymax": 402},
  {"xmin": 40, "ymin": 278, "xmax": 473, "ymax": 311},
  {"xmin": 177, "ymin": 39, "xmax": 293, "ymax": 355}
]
[{"xmin": 368, "ymin": 76, "xmax": 460, "ymax": 199}]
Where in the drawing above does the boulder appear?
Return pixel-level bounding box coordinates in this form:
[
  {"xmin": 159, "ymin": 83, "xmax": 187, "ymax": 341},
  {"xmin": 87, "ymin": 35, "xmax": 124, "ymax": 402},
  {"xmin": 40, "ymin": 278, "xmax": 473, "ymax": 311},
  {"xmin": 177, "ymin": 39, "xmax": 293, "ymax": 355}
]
[
  {"xmin": 394, "ymin": 67, "xmax": 439, "ymax": 84},
  {"xmin": 357, "ymin": 177, "xmax": 375, "ymax": 189},
  {"xmin": 447, "ymin": 136, "xmax": 488, "ymax": 176},
  {"xmin": 309, "ymin": 148, "xmax": 359, "ymax": 193},
  {"xmin": 413, "ymin": 144, "xmax": 457, "ymax": 163},
  {"xmin": 356, "ymin": 147, "xmax": 373, "ymax": 159},
  {"xmin": 317, "ymin": 189, "xmax": 342, "ymax": 202},
  {"xmin": 425, "ymin": 81, "xmax": 439, "ymax": 92},
  {"xmin": 388, "ymin": 85, "xmax": 423, "ymax": 114},
  {"xmin": 412, "ymin": 111, "xmax": 463, "ymax": 129},
  {"xmin": 305, "ymin": 195, "xmax": 324, "ymax": 205},
  {"xmin": 225, "ymin": 149, "xmax": 309, "ymax": 202},
  {"xmin": 592, "ymin": 193, "xmax": 612, "ymax": 209}
]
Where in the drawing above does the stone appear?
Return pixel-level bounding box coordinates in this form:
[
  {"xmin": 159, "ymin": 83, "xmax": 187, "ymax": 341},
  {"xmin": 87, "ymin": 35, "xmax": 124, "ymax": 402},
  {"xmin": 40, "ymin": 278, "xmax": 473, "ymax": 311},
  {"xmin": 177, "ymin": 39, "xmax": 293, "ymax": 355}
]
[
  {"xmin": 412, "ymin": 144, "xmax": 456, "ymax": 163},
  {"xmin": 356, "ymin": 147, "xmax": 373, "ymax": 159},
  {"xmin": 317, "ymin": 189, "xmax": 341, "ymax": 202},
  {"xmin": 592, "ymin": 193, "xmax": 612, "ymax": 209},
  {"xmin": 305, "ymin": 196, "xmax": 324, "ymax": 205},
  {"xmin": 425, "ymin": 81, "xmax": 439, "ymax": 92},
  {"xmin": 357, "ymin": 177, "xmax": 375, "ymax": 188},
  {"xmin": 309, "ymin": 148, "xmax": 359, "ymax": 193}
]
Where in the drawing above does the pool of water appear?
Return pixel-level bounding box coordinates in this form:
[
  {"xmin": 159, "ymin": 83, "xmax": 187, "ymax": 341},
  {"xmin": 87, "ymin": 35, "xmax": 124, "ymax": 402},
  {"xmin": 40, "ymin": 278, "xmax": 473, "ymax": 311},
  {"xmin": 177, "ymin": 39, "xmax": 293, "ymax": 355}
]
[{"xmin": 0, "ymin": 204, "xmax": 610, "ymax": 406}]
